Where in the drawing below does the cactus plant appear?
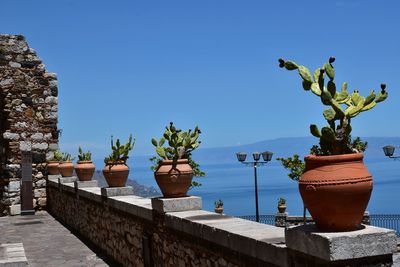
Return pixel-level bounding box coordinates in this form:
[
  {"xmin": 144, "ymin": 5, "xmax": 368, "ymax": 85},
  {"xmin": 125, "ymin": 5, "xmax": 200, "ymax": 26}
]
[
  {"xmin": 104, "ymin": 134, "xmax": 135, "ymax": 165},
  {"xmin": 61, "ymin": 152, "xmax": 75, "ymax": 162},
  {"xmin": 279, "ymin": 57, "xmax": 388, "ymax": 155},
  {"xmin": 151, "ymin": 122, "xmax": 205, "ymax": 190},
  {"xmin": 77, "ymin": 147, "xmax": 92, "ymax": 161},
  {"xmin": 53, "ymin": 150, "xmax": 63, "ymax": 161}
]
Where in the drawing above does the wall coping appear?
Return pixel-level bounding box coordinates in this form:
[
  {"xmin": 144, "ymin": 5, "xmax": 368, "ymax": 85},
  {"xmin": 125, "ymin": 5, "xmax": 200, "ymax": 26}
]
[{"xmin": 47, "ymin": 175, "xmax": 289, "ymax": 266}]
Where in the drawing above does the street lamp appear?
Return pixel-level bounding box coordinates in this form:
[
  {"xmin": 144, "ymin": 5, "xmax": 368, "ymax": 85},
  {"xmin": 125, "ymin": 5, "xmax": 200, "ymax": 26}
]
[
  {"xmin": 383, "ymin": 145, "xmax": 400, "ymax": 159},
  {"xmin": 236, "ymin": 151, "xmax": 273, "ymax": 222}
]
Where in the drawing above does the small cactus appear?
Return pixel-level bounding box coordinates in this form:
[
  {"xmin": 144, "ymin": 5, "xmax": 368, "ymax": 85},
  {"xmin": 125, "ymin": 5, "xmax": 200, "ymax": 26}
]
[
  {"xmin": 279, "ymin": 56, "xmax": 388, "ymax": 155},
  {"xmin": 61, "ymin": 152, "xmax": 75, "ymax": 162},
  {"xmin": 150, "ymin": 122, "xmax": 205, "ymax": 180},
  {"xmin": 104, "ymin": 134, "xmax": 135, "ymax": 165},
  {"xmin": 78, "ymin": 146, "xmax": 92, "ymax": 161}
]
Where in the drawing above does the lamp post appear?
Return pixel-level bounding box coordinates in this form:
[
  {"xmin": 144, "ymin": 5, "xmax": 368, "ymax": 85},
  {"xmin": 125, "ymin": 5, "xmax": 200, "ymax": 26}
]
[
  {"xmin": 383, "ymin": 145, "xmax": 400, "ymax": 159},
  {"xmin": 236, "ymin": 151, "xmax": 273, "ymax": 222}
]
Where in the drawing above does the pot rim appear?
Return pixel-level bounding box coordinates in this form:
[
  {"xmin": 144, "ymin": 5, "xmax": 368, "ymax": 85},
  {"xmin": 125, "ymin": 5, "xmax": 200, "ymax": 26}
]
[
  {"xmin": 304, "ymin": 153, "xmax": 364, "ymax": 164},
  {"xmin": 158, "ymin": 159, "xmax": 189, "ymax": 165},
  {"xmin": 60, "ymin": 161, "xmax": 73, "ymax": 164},
  {"xmin": 47, "ymin": 161, "xmax": 60, "ymax": 163},
  {"xmin": 77, "ymin": 160, "xmax": 93, "ymax": 164},
  {"xmin": 104, "ymin": 160, "xmax": 126, "ymax": 166}
]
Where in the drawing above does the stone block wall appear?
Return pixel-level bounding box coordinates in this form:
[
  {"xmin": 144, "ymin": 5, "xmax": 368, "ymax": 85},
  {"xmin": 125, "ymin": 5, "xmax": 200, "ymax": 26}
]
[
  {"xmin": 47, "ymin": 177, "xmax": 288, "ymax": 267},
  {"xmin": 47, "ymin": 177, "xmax": 396, "ymax": 267},
  {"xmin": 0, "ymin": 34, "xmax": 58, "ymax": 215}
]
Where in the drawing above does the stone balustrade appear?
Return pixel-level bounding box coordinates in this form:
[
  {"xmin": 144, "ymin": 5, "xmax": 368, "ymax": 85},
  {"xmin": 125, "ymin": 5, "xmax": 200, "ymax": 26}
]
[{"xmin": 47, "ymin": 175, "xmax": 397, "ymax": 267}]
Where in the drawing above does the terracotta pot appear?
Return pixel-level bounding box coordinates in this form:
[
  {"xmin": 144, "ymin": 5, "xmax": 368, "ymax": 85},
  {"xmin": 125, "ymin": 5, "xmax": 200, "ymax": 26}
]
[
  {"xmin": 58, "ymin": 161, "xmax": 74, "ymax": 177},
  {"xmin": 300, "ymin": 153, "xmax": 372, "ymax": 231},
  {"xmin": 154, "ymin": 159, "xmax": 193, "ymax": 198},
  {"xmin": 214, "ymin": 207, "xmax": 224, "ymax": 214},
  {"xmin": 47, "ymin": 161, "xmax": 60, "ymax": 175},
  {"xmin": 278, "ymin": 204, "xmax": 286, "ymax": 213},
  {"xmin": 102, "ymin": 162, "xmax": 129, "ymax": 187},
  {"xmin": 75, "ymin": 161, "xmax": 95, "ymax": 181}
]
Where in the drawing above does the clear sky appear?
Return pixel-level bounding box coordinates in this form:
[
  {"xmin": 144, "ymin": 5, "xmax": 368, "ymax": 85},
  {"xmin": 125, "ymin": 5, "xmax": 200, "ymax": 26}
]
[{"xmin": 1, "ymin": 0, "xmax": 399, "ymax": 157}]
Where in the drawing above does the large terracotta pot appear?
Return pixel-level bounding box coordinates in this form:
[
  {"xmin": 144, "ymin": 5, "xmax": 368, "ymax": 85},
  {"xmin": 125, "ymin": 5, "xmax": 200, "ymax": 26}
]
[
  {"xmin": 154, "ymin": 159, "xmax": 193, "ymax": 198},
  {"xmin": 102, "ymin": 162, "xmax": 129, "ymax": 187},
  {"xmin": 300, "ymin": 153, "xmax": 372, "ymax": 231},
  {"xmin": 58, "ymin": 161, "xmax": 74, "ymax": 177},
  {"xmin": 47, "ymin": 161, "xmax": 60, "ymax": 175},
  {"xmin": 75, "ymin": 161, "xmax": 95, "ymax": 181}
]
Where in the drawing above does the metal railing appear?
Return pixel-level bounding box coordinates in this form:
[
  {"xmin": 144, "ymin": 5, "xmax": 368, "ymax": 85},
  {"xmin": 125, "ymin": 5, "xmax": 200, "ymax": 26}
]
[
  {"xmin": 370, "ymin": 214, "xmax": 400, "ymax": 236},
  {"xmin": 238, "ymin": 214, "xmax": 400, "ymax": 236},
  {"xmin": 237, "ymin": 215, "xmax": 275, "ymax": 225}
]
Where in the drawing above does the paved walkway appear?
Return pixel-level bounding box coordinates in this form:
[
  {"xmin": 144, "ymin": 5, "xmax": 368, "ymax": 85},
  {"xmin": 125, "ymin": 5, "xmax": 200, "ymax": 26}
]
[{"xmin": 0, "ymin": 211, "xmax": 110, "ymax": 267}]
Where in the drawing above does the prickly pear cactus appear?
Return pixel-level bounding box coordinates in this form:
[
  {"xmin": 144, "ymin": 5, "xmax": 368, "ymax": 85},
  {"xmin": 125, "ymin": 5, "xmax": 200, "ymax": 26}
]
[{"xmin": 279, "ymin": 57, "xmax": 388, "ymax": 155}]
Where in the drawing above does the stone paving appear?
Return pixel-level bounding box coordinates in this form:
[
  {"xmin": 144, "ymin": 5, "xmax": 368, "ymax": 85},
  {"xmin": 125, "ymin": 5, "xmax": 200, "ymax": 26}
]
[{"xmin": 0, "ymin": 211, "xmax": 110, "ymax": 267}]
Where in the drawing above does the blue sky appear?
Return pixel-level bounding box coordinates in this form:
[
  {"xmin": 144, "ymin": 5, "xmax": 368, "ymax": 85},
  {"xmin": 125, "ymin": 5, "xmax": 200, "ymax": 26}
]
[{"xmin": 1, "ymin": 0, "xmax": 400, "ymax": 158}]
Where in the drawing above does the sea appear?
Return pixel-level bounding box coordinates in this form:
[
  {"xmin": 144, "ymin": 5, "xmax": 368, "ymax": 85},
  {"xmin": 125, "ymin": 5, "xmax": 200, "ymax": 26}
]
[{"xmin": 126, "ymin": 158, "xmax": 400, "ymax": 217}]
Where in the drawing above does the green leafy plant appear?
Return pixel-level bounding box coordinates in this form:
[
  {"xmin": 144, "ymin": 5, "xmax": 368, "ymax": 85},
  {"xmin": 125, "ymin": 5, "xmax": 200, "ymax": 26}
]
[
  {"xmin": 52, "ymin": 150, "xmax": 63, "ymax": 161},
  {"xmin": 278, "ymin": 197, "xmax": 286, "ymax": 206},
  {"xmin": 61, "ymin": 152, "xmax": 75, "ymax": 162},
  {"xmin": 279, "ymin": 57, "xmax": 388, "ymax": 155},
  {"xmin": 214, "ymin": 199, "xmax": 224, "ymax": 208},
  {"xmin": 77, "ymin": 147, "xmax": 92, "ymax": 161},
  {"xmin": 150, "ymin": 122, "xmax": 205, "ymax": 188},
  {"xmin": 276, "ymin": 154, "xmax": 305, "ymax": 181},
  {"xmin": 104, "ymin": 134, "xmax": 135, "ymax": 165}
]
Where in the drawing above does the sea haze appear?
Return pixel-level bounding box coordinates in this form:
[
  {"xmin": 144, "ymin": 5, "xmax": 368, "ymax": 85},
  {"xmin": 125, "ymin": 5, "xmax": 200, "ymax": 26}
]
[{"xmin": 93, "ymin": 137, "xmax": 400, "ymax": 216}]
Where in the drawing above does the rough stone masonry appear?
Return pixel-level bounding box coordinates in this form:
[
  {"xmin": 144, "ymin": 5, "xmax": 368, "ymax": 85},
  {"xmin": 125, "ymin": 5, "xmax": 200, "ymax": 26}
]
[{"xmin": 0, "ymin": 34, "xmax": 59, "ymax": 215}]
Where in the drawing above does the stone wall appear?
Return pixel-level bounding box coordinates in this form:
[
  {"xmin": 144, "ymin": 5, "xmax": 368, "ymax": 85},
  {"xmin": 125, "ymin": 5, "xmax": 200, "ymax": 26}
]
[
  {"xmin": 0, "ymin": 34, "xmax": 59, "ymax": 215},
  {"xmin": 47, "ymin": 177, "xmax": 288, "ymax": 267},
  {"xmin": 47, "ymin": 177, "xmax": 397, "ymax": 267}
]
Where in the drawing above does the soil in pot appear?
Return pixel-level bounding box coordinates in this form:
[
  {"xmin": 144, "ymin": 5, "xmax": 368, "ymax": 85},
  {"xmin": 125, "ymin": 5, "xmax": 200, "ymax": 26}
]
[
  {"xmin": 47, "ymin": 161, "xmax": 60, "ymax": 175},
  {"xmin": 299, "ymin": 153, "xmax": 372, "ymax": 231},
  {"xmin": 59, "ymin": 161, "xmax": 74, "ymax": 177},
  {"xmin": 102, "ymin": 163, "xmax": 129, "ymax": 187},
  {"xmin": 154, "ymin": 159, "xmax": 193, "ymax": 198},
  {"xmin": 75, "ymin": 161, "xmax": 95, "ymax": 181}
]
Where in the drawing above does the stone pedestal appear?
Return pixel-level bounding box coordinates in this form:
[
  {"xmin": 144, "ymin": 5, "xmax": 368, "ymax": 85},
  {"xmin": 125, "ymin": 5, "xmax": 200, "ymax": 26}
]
[
  {"xmin": 151, "ymin": 196, "xmax": 202, "ymax": 213},
  {"xmin": 74, "ymin": 180, "xmax": 98, "ymax": 189},
  {"xmin": 101, "ymin": 186, "xmax": 133, "ymax": 197},
  {"xmin": 58, "ymin": 176, "xmax": 77, "ymax": 184},
  {"xmin": 285, "ymin": 224, "xmax": 397, "ymax": 265}
]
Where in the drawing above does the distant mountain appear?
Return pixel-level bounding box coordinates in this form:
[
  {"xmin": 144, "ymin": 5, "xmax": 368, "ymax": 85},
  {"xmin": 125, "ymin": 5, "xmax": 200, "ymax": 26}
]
[
  {"xmin": 128, "ymin": 136, "xmax": 400, "ymax": 166},
  {"xmin": 92, "ymin": 171, "xmax": 159, "ymax": 197}
]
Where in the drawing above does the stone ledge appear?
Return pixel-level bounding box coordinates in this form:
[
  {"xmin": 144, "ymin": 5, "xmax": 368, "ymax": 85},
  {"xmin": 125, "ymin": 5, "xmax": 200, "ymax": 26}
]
[
  {"xmin": 166, "ymin": 210, "xmax": 288, "ymax": 266},
  {"xmin": 58, "ymin": 176, "xmax": 77, "ymax": 184},
  {"xmin": 285, "ymin": 224, "xmax": 397, "ymax": 262},
  {"xmin": 151, "ymin": 196, "xmax": 202, "ymax": 213},
  {"xmin": 101, "ymin": 186, "xmax": 133, "ymax": 197},
  {"xmin": 107, "ymin": 196, "xmax": 153, "ymax": 222},
  {"xmin": 74, "ymin": 180, "xmax": 98, "ymax": 189}
]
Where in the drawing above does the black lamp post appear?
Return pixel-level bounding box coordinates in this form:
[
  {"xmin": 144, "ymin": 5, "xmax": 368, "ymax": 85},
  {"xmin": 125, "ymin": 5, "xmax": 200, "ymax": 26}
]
[
  {"xmin": 236, "ymin": 151, "xmax": 273, "ymax": 222},
  {"xmin": 383, "ymin": 145, "xmax": 400, "ymax": 159}
]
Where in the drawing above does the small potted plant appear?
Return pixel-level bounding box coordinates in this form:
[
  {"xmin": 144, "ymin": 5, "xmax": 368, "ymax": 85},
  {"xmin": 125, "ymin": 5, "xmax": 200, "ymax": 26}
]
[
  {"xmin": 58, "ymin": 152, "xmax": 75, "ymax": 177},
  {"xmin": 214, "ymin": 199, "xmax": 224, "ymax": 214},
  {"xmin": 75, "ymin": 147, "xmax": 95, "ymax": 181},
  {"xmin": 277, "ymin": 198, "xmax": 286, "ymax": 213},
  {"xmin": 47, "ymin": 150, "xmax": 63, "ymax": 175},
  {"xmin": 151, "ymin": 122, "xmax": 203, "ymax": 198},
  {"xmin": 279, "ymin": 56, "xmax": 388, "ymax": 231},
  {"xmin": 103, "ymin": 134, "xmax": 134, "ymax": 187}
]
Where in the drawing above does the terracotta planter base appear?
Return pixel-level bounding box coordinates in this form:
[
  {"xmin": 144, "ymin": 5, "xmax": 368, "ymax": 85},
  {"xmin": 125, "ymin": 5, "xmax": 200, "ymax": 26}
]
[
  {"xmin": 154, "ymin": 159, "xmax": 193, "ymax": 198},
  {"xmin": 59, "ymin": 161, "xmax": 74, "ymax": 177},
  {"xmin": 103, "ymin": 163, "xmax": 129, "ymax": 187},
  {"xmin": 300, "ymin": 153, "xmax": 372, "ymax": 232},
  {"xmin": 75, "ymin": 161, "xmax": 95, "ymax": 181},
  {"xmin": 47, "ymin": 161, "xmax": 60, "ymax": 175}
]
